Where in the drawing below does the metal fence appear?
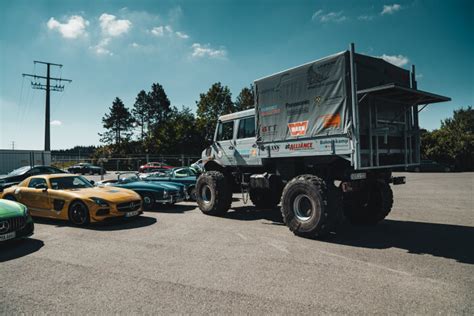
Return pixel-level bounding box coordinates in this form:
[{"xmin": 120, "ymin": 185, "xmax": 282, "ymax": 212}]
[
  {"xmin": 0, "ymin": 150, "xmax": 51, "ymax": 174},
  {"xmin": 50, "ymin": 154, "xmax": 201, "ymax": 172}
]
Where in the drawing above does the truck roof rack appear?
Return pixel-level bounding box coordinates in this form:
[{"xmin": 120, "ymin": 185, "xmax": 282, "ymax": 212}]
[{"xmin": 357, "ymin": 83, "xmax": 451, "ymax": 106}]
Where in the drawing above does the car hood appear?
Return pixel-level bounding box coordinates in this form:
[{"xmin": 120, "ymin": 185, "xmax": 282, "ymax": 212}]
[
  {"xmin": 0, "ymin": 199, "xmax": 26, "ymax": 218},
  {"xmin": 116, "ymin": 181, "xmax": 182, "ymax": 192},
  {"xmin": 67, "ymin": 187, "xmax": 140, "ymax": 203},
  {"xmin": 155, "ymin": 182, "xmax": 185, "ymax": 190}
]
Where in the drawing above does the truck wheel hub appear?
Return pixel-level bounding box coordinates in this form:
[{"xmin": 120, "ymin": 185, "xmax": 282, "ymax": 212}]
[{"xmin": 293, "ymin": 194, "xmax": 312, "ymax": 221}]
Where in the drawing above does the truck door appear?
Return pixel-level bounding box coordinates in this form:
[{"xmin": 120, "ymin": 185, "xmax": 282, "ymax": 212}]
[
  {"xmin": 214, "ymin": 120, "xmax": 236, "ymax": 165},
  {"xmin": 234, "ymin": 116, "xmax": 259, "ymax": 165}
]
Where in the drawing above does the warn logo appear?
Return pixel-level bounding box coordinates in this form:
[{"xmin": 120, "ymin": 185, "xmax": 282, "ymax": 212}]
[{"xmin": 288, "ymin": 121, "xmax": 308, "ymax": 137}]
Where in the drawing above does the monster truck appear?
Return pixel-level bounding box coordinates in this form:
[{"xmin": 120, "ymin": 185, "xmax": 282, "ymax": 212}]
[{"xmin": 195, "ymin": 43, "xmax": 450, "ymax": 238}]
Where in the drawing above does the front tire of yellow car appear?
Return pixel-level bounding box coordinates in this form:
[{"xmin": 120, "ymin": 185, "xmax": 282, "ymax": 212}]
[{"xmin": 68, "ymin": 200, "xmax": 90, "ymax": 226}]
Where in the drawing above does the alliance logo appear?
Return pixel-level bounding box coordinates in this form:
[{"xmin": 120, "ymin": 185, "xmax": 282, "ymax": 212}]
[
  {"xmin": 288, "ymin": 121, "xmax": 308, "ymax": 137},
  {"xmin": 285, "ymin": 142, "xmax": 313, "ymax": 151}
]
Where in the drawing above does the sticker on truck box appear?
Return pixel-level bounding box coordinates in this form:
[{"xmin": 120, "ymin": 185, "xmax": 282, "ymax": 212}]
[
  {"xmin": 288, "ymin": 121, "xmax": 308, "ymax": 137},
  {"xmin": 320, "ymin": 113, "xmax": 341, "ymax": 128}
]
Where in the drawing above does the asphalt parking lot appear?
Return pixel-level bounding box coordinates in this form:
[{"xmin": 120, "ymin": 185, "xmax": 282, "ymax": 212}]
[{"xmin": 1, "ymin": 172, "xmax": 473, "ymax": 314}]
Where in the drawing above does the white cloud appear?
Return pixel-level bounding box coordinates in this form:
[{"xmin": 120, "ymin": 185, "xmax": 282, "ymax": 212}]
[
  {"xmin": 191, "ymin": 43, "xmax": 227, "ymax": 59},
  {"xmin": 99, "ymin": 13, "xmax": 131, "ymax": 37},
  {"xmin": 380, "ymin": 54, "xmax": 409, "ymax": 67},
  {"xmin": 151, "ymin": 26, "xmax": 164, "ymax": 36},
  {"xmin": 358, "ymin": 15, "xmax": 374, "ymax": 21},
  {"xmin": 90, "ymin": 38, "xmax": 113, "ymax": 56},
  {"xmin": 312, "ymin": 10, "xmax": 346, "ymax": 23},
  {"xmin": 47, "ymin": 15, "xmax": 89, "ymax": 39},
  {"xmin": 131, "ymin": 42, "xmax": 140, "ymax": 48},
  {"xmin": 381, "ymin": 4, "xmax": 401, "ymax": 15},
  {"xmin": 176, "ymin": 31, "xmax": 189, "ymax": 39},
  {"xmin": 50, "ymin": 120, "xmax": 62, "ymax": 126},
  {"xmin": 165, "ymin": 25, "xmax": 173, "ymax": 33}
]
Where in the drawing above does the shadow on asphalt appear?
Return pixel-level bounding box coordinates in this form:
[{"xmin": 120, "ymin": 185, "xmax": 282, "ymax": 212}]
[
  {"xmin": 224, "ymin": 206, "xmax": 474, "ymax": 264},
  {"xmin": 147, "ymin": 203, "xmax": 196, "ymax": 214},
  {"xmin": 0, "ymin": 238, "xmax": 44, "ymax": 262},
  {"xmin": 33, "ymin": 215, "xmax": 157, "ymax": 231},
  {"xmin": 327, "ymin": 219, "xmax": 474, "ymax": 264},
  {"xmin": 226, "ymin": 206, "xmax": 284, "ymax": 225}
]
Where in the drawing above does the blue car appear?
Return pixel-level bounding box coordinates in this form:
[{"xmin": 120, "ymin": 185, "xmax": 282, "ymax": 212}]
[
  {"xmin": 141, "ymin": 167, "xmax": 198, "ymax": 200},
  {"xmin": 97, "ymin": 173, "xmax": 187, "ymax": 210}
]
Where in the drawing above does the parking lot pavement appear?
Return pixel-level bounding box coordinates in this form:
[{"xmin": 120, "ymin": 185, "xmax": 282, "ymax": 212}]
[{"xmin": 1, "ymin": 172, "xmax": 473, "ymax": 314}]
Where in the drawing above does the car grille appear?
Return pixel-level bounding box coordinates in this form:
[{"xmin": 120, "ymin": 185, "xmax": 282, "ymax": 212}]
[
  {"xmin": 117, "ymin": 200, "xmax": 141, "ymax": 212},
  {"xmin": 0, "ymin": 216, "xmax": 26, "ymax": 234}
]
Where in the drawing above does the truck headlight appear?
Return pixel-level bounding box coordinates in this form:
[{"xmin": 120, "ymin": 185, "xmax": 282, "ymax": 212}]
[
  {"xmin": 163, "ymin": 190, "xmax": 168, "ymax": 198},
  {"xmin": 90, "ymin": 197, "xmax": 109, "ymax": 207}
]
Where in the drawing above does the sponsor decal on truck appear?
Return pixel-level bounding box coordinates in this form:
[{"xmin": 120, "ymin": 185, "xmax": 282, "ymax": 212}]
[
  {"xmin": 288, "ymin": 121, "xmax": 308, "ymax": 136},
  {"xmin": 285, "ymin": 142, "xmax": 313, "ymax": 151}
]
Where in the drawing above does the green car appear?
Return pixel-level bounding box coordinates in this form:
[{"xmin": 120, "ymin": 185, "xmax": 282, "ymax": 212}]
[{"xmin": 0, "ymin": 199, "xmax": 34, "ymax": 242}]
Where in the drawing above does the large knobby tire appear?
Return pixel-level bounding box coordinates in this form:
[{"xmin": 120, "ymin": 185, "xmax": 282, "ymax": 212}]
[
  {"xmin": 343, "ymin": 181, "xmax": 393, "ymax": 225},
  {"xmin": 249, "ymin": 189, "xmax": 279, "ymax": 209},
  {"xmin": 68, "ymin": 200, "xmax": 90, "ymax": 226},
  {"xmin": 196, "ymin": 171, "xmax": 232, "ymax": 216},
  {"xmin": 281, "ymin": 175, "xmax": 342, "ymax": 238}
]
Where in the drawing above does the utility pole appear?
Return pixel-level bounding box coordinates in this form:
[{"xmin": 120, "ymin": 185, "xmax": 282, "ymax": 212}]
[
  {"xmin": 11, "ymin": 141, "xmax": 15, "ymax": 150},
  {"xmin": 23, "ymin": 61, "xmax": 72, "ymax": 151}
]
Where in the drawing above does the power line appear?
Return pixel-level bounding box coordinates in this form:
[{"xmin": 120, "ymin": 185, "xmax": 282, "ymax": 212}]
[{"xmin": 22, "ymin": 61, "xmax": 72, "ymax": 151}]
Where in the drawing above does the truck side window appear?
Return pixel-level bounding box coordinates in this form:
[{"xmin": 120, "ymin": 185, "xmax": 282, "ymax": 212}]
[
  {"xmin": 217, "ymin": 121, "xmax": 234, "ymax": 141},
  {"xmin": 237, "ymin": 117, "xmax": 256, "ymax": 139}
]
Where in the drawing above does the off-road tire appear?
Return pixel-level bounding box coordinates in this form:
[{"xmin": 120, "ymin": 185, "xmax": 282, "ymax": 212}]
[
  {"xmin": 249, "ymin": 189, "xmax": 280, "ymax": 209},
  {"xmin": 281, "ymin": 175, "xmax": 342, "ymax": 238},
  {"xmin": 196, "ymin": 171, "xmax": 232, "ymax": 216},
  {"xmin": 343, "ymin": 180, "xmax": 393, "ymax": 225},
  {"xmin": 68, "ymin": 200, "xmax": 90, "ymax": 226}
]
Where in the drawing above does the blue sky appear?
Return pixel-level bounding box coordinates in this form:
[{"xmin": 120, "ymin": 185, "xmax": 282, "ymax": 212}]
[{"xmin": 0, "ymin": 0, "xmax": 472, "ymax": 150}]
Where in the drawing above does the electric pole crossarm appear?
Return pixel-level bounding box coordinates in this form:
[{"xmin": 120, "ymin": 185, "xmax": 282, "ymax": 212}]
[
  {"xmin": 22, "ymin": 73, "xmax": 72, "ymax": 82},
  {"xmin": 34, "ymin": 61, "xmax": 63, "ymax": 67}
]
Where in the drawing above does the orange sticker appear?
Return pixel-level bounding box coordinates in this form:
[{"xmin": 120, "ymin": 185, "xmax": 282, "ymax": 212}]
[
  {"xmin": 288, "ymin": 121, "xmax": 308, "ymax": 136},
  {"xmin": 320, "ymin": 113, "xmax": 341, "ymax": 128}
]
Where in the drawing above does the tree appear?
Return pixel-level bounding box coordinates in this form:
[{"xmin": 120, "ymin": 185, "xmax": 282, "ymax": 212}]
[
  {"xmin": 421, "ymin": 106, "xmax": 474, "ymax": 171},
  {"xmin": 132, "ymin": 90, "xmax": 148, "ymax": 141},
  {"xmin": 196, "ymin": 82, "xmax": 235, "ymax": 142},
  {"xmin": 99, "ymin": 97, "xmax": 135, "ymax": 147},
  {"xmin": 147, "ymin": 83, "xmax": 171, "ymax": 131},
  {"xmin": 235, "ymin": 85, "xmax": 255, "ymax": 111}
]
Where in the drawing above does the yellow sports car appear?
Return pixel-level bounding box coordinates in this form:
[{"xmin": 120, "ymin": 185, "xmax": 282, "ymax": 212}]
[{"xmin": 1, "ymin": 174, "xmax": 142, "ymax": 226}]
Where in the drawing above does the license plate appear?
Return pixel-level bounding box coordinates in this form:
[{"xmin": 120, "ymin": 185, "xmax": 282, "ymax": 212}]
[
  {"xmin": 0, "ymin": 231, "xmax": 16, "ymax": 241},
  {"xmin": 125, "ymin": 210, "xmax": 140, "ymax": 217}
]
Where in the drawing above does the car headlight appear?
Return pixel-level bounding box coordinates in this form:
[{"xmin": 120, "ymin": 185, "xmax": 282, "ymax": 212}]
[
  {"xmin": 163, "ymin": 190, "xmax": 168, "ymax": 198},
  {"xmin": 90, "ymin": 197, "xmax": 109, "ymax": 207},
  {"xmin": 24, "ymin": 206, "xmax": 30, "ymax": 217}
]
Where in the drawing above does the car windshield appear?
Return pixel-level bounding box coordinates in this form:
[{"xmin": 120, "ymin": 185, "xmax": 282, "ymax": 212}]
[
  {"xmin": 119, "ymin": 174, "xmax": 140, "ymax": 183},
  {"xmin": 149, "ymin": 170, "xmax": 171, "ymax": 177},
  {"xmin": 50, "ymin": 176, "xmax": 93, "ymax": 190},
  {"xmin": 7, "ymin": 166, "xmax": 31, "ymax": 176}
]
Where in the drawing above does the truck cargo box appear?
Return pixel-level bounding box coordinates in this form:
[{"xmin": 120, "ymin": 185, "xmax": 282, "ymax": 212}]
[{"xmin": 254, "ymin": 45, "xmax": 450, "ymax": 169}]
